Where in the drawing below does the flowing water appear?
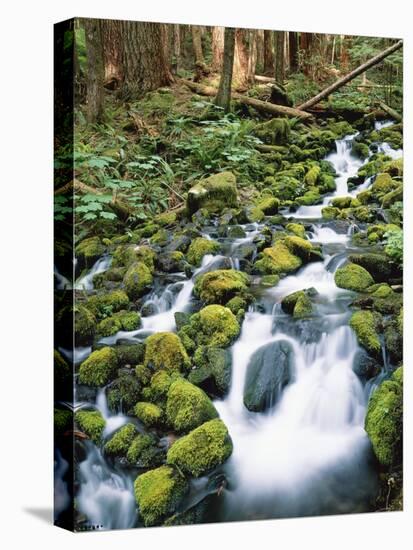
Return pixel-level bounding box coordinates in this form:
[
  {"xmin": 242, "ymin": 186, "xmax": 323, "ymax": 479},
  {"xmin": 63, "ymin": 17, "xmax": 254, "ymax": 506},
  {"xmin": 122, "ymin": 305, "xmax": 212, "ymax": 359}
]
[{"xmin": 71, "ymin": 126, "xmax": 401, "ymax": 528}]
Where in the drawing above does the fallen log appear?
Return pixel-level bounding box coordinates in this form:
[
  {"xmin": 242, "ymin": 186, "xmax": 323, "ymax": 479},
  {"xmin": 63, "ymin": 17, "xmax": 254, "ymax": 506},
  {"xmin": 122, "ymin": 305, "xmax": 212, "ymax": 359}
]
[
  {"xmin": 179, "ymin": 78, "xmax": 313, "ymax": 120},
  {"xmin": 255, "ymin": 144, "xmax": 288, "ymax": 154},
  {"xmin": 377, "ymin": 101, "xmax": 402, "ymax": 122},
  {"xmin": 296, "ymin": 40, "xmax": 403, "ymax": 111}
]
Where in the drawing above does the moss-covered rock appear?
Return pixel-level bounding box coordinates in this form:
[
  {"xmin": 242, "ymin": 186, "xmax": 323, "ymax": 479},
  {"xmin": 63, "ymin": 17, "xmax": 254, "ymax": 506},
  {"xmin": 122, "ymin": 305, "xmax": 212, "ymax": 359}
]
[
  {"xmin": 166, "ymin": 378, "xmax": 218, "ymax": 433},
  {"xmin": 348, "ymin": 252, "xmax": 394, "ymax": 283},
  {"xmin": 304, "ymin": 165, "xmax": 321, "ymax": 186},
  {"xmin": 286, "ymin": 223, "xmax": 306, "ymax": 238},
  {"xmin": 365, "ymin": 368, "xmax": 403, "ymax": 467},
  {"xmin": 186, "ymin": 237, "xmax": 220, "ymax": 266},
  {"xmin": 167, "ymin": 419, "xmax": 233, "ymax": 477},
  {"xmin": 75, "ymin": 410, "xmax": 105, "ymax": 444},
  {"xmin": 322, "ymin": 206, "xmax": 340, "ymax": 220},
  {"xmin": 350, "ymin": 310, "xmax": 381, "ymax": 358},
  {"xmin": 371, "ymin": 173, "xmax": 399, "ymax": 196},
  {"xmin": 194, "ymin": 269, "xmax": 250, "ymax": 305},
  {"xmin": 123, "ymin": 262, "xmax": 153, "ymax": 300},
  {"xmin": 134, "ymin": 465, "xmax": 188, "ymax": 527},
  {"xmin": 381, "ymin": 185, "xmax": 403, "ymax": 209},
  {"xmin": 335, "ymin": 263, "xmax": 374, "ymax": 291},
  {"xmin": 180, "ymin": 305, "xmax": 240, "ymax": 348},
  {"xmin": 113, "ymin": 244, "xmax": 156, "ymax": 271},
  {"xmin": 255, "ymin": 196, "xmax": 280, "ymax": 215},
  {"xmin": 54, "ymin": 408, "xmax": 72, "ymax": 436},
  {"xmin": 75, "ymin": 237, "xmax": 105, "ymax": 267},
  {"xmin": 74, "ymin": 305, "xmax": 96, "ymax": 345},
  {"xmin": 187, "ymin": 171, "xmax": 238, "ymax": 215},
  {"xmin": 54, "ymin": 349, "xmax": 72, "ymax": 400},
  {"xmin": 96, "ymin": 310, "xmax": 141, "ymax": 337},
  {"xmin": 284, "ymin": 235, "xmax": 323, "ymax": 262},
  {"xmin": 86, "ymin": 290, "xmax": 130, "ymax": 319},
  {"xmin": 107, "ymin": 373, "xmax": 141, "ymax": 414},
  {"xmin": 331, "ymin": 196, "xmax": 353, "ymax": 209},
  {"xmin": 282, "ymin": 290, "xmax": 314, "ymax": 318},
  {"xmin": 127, "ymin": 434, "xmax": 164, "ymax": 468},
  {"xmin": 253, "ymin": 118, "xmax": 291, "ymax": 145},
  {"xmin": 189, "ymin": 346, "xmax": 232, "ymax": 397},
  {"xmin": 104, "ymin": 423, "xmax": 138, "ymax": 457},
  {"xmin": 79, "ymin": 347, "xmax": 118, "ymax": 386},
  {"xmin": 383, "ymin": 158, "xmax": 403, "ymax": 177},
  {"xmin": 134, "ymin": 402, "xmax": 163, "ymax": 427},
  {"xmin": 115, "ymin": 343, "xmax": 145, "ymax": 366},
  {"xmin": 144, "ymin": 332, "xmax": 190, "ymax": 373},
  {"xmin": 254, "ymin": 241, "xmax": 302, "ymax": 275}
]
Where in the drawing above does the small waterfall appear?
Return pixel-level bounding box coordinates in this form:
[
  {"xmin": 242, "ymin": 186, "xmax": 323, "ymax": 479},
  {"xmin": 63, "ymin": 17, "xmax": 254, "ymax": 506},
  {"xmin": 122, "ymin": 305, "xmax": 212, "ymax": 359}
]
[
  {"xmin": 54, "ymin": 265, "xmax": 72, "ymax": 290},
  {"xmin": 377, "ymin": 142, "xmax": 403, "ymax": 160},
  {"xmin": 75, "ymin": 255, "xmax": 112, "ymax": 291},
  {"xmin": 96, "ymin": 388, "xmax": 129, "ymax": 436}
]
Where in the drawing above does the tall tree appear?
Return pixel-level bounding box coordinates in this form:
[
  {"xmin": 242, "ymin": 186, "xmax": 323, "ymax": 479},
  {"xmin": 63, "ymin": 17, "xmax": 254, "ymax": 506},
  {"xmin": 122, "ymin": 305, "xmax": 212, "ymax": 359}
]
[
  {"xmin": 99, "ymin": 19, "xmax": 123, "ymax": 89},
  {"xmin": 84, "ymin": 19, "xmax": 104, "ymax": 123},
  {"xmin": 233, "ymin": 28, "xmax": 250, "ymax": 89},
  {"xmin": 119, "ymin": 21, "xmax": 173, "ymax": 98},
  {"xmin": 289, "ymin": 31, "xmax": 298, "ymax": 73},
  {"xmin": 263, "ymin": 30, "xmax": 274, "ymax": 74},
  {"xmin": 172, "ymin": 24, "xmax": 181, "ymax": 73},
  {"xmin": 191, "ymin": 25, "xmax": 205, "ymax": 67},
  {"xmin": 274, "ymin": 31, "xmax": 286, "ymax": 85},
  {"xmin": 247, "ymin": 30, "xmax": 258, "ymax": 82},
  {"xmin": 211, "ymin": 26, "xmax": 225, "ymax": 71},
  {"xmin": 215, "ymin": 27, "xmax": 236, "ymax": 111}
]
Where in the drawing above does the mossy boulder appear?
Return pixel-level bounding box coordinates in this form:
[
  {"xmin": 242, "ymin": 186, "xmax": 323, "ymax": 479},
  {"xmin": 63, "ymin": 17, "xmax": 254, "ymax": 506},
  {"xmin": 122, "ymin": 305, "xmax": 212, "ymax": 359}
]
[
  {"xmin": 254, "ymin": 241, "xmax": 302, "ymax": 275},
  {"xmin": 348, "ymin": 253, "xmax": 394, "ymax": 283},
  {"xmin": 167, "ymin": 419, "xmax": 233, "ymax": 477},
  {"xmin": 186, "ymin": 237, "xmax": 220, "ymax": 266},
  {"xmin": 381, "ymin": 185, "xmax": 403, "ymax": 209},
  {"xmin": 145, "ymin": 370, "xmax": 180, "ymax": 402},
  {"xmin": 115, "ymin": 343, "xmax": 145, "ymax": 366},
  {"xmin": 113, "ymin": 244, "xmax": 156, "ymax": 271},
  {"xmin": 127, "ymin": 434, "xmax": 164, "ymax": 468},
  {"xmin": 75, "ymin": 410, "xmax": 105, "ymax": 444},
  {"xmin": 255, "ymin": 196, "xmax": 280, "ymax": 215},
  {"xmin": 189, "ymin": 346, "xmax": 232, "ymax": 397},
  {"xmin": 75, "ymin": 237, "xmax": 105, "ymax": 268},
  {"xmin": 78, "ymin": 347, "xmax": 118, "ymax": 386},
  {"xmin": 180, "ymin": 305, "xmax": 240, "ymax": 348},
  {"xmin": 134, "ymin": 465, "xmax": 188, "ymax": 527},
  {"xmin": 351, "ymin": 141, "xmax": 370, "ymax": 159},
  {"xmin": 371, "ymin": 173, "xmax": 399, "ymax": 197},
  {"xmin": 166, "ymin": 378, "xmax": 218, "ymax": 433},
  {"xmin": 245, "ymin": 205, "xmax": 265, "ymax": 223},
  {"xmin": 123, "ymin": 262, "xmax": 153, "ymax": 300},
  {"xmin": 331, "ymin": 196, "xmax": 353, "ymax": 209},
  {"xmin": 54, "ymin": 349, "xmax": 72, "ymax": 400},
  {"xmin": 144, "ymin": 332, "xmax": 190, "ymax": 373},
  {"xmin": 286, "ymin": 223, "xmax": 306, "ymax": 238},
  {"xmin": 253, "ymin": 118, "xmax": 290, "ymax": 145},
  {"xmin": 284, "ymin": 235, "xmax": 323, "ymax": 263},
  {"xmin": 350, "ymin": 310, "xmax": 381, "ymax": 358},
  {"xmin": 104, "ymin": 423, "xmax": 138, "ymax": 457},
  {"xmin": 334, "ymin": 263, "xmax": 374, "ymax": 291},
  {"xmin": 187, "ymin": 171, "xmax": 238, "ymax": 215},
  {"xmin": 96, "ymin": 310, "xmax": 141, "ymax": 337},
  {"xmin": 151, "ymin": 229, "xmax": 169, "ymax": 246},
  {"xmin": 322, "ymin": 206, "xmax": 340, "ymax": 220},
  {"xmin": 107, "ymin": 373, "xmax": 142, "ymax": 414},
  {"xmin": 281, "ymin": 290, "xmax": 313, "ymax": 318},
  {"xmin": 54, "ymin": 408, "xmax": 72, "ymax": 436},
  {"xmin": 304, "ymin": 165, "xmax": 321, "ymax": 186},
  {"xmin": 383, "ymin": 158, "xmax": 403, "ymax": 177},
  {"xmin": 243, "ymin": 340, "xmax": 293, "ymax": 412},
  {"xmin": 194, "ymin": 269, "xmax": 250, "ymax": 305},
  {"xmin": 86, "ymin": 290, "xmax": 130, "ymax": 319},
  {"xmin": 365, "ymin": 368, "xmax": 403, "ymax": 467},
  {"xmin": 134, "ymin": 402, "xmax": 163, "ymax": 428},
  {"xmin": 384, "ymin": 317, "xmax": 403, "ymax": 364},
  {"xmin": 74, "ymin": 305, "xmax": 96, "ymax": 345}
]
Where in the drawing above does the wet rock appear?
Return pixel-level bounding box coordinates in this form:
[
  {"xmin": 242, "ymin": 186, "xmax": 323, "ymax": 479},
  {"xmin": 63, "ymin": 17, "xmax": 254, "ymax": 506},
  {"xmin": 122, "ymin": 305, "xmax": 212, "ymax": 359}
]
[
  {"xmin": 187, "ymin": 172, "xmax": 238, "ymax": 215},
  {"xmin": 243, "ymin": 340, "xmax": 293, "ymax": 412},
  {"xmin": 189, "ymin": 346, "xmax": 232, "ymax": 397},
  {"xmin": 352, "ymin": 350, "xmax": 381, "ymax": 380}
]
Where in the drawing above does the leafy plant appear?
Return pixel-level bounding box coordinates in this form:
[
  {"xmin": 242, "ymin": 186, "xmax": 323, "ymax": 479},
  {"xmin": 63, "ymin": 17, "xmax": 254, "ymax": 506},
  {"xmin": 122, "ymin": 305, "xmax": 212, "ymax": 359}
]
[{"xmin": 384, "ymin": 229, "xmax": 403, "ymax": 268}]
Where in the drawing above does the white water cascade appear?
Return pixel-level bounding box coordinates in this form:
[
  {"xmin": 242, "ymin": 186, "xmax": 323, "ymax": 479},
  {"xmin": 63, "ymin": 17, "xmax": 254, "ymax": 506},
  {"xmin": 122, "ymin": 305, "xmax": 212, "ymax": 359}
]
[{"xmin": 75, "ymin": 255, "xmax": 112, "ymax": 291}]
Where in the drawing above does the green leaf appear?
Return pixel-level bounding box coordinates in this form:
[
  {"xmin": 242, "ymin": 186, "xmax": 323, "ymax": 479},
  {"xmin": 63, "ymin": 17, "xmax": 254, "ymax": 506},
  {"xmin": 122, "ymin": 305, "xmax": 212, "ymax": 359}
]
[
  {"xmin": 100, "ymin": 211, "xmax": 117, "ymax": 220},
  {"xmin": 83, "ymin": 212, "xmax": 98, "ymax": 220}
]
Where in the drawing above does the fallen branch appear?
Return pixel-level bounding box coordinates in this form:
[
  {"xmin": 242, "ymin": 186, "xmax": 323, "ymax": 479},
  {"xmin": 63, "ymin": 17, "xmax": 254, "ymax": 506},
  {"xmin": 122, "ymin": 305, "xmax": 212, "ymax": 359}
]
[
  {"xmin": 255, "ymin": 144, "xmax": 288, "ymax": 154},
  {"xmin": 296, "ymin": 40, "xmax": 403, "ymax": 111},
  {"xmin": 377, "ymin": 101, "xmax": 402, "ymax": 122},
  {"xmin": 179, "ymin": 78, "xmax": 313, "ymax": 120}
]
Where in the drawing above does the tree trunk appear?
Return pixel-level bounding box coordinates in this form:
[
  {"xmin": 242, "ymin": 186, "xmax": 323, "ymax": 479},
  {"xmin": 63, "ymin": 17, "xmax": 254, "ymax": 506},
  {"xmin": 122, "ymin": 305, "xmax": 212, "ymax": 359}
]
[
  {"xmin": 263, "ymin": 30, "xmax": 274, "ymax": 75},
  {"xmin": 330, "ymin": 35, "xmax": 336, "ymax": 65},
  {"xmin": 191, "ymin": 25, "xmax": 205, "ymax": 67},
  {"xmin": 120, "ymin": 21, "xmax": 173, "ymax": 98},
  {"xmin": 233, "ymin": 28, "xmax": 250, "ymax": 89},
  {"xmin": 288, "ymin": 31, "xmax": 298, "ymax": 73},
  {"xmin": 274, "ymin": 31, "xmax": 285, "ymax": 85},
  {"xmin": 247, "ymin": 30, "xmax": 258, "ymax": 83},
  {"xmin": 172, "ymin": 24, "xmax": 181, "ymax": 74},
  {"xmin": 256, "ymin": 30, "xmax": 264, "ymax": 73},
  {"xmin": 211, "ymin": 26, "xmax": 225, "ymax": 71},
  {"xmin": 297, "ymin": 39, "xmax": 403, "ymax": 110},
  {"xmin": 85, "ymin": 19, "xmax": 104, "ymax": 123},
  {"xmin": 215, "ymin": 27, "xmax": 236, "ymax": 112},
  {"xmin": 100, "ymin": 19, "xmax": 123, "ymax": 88}
]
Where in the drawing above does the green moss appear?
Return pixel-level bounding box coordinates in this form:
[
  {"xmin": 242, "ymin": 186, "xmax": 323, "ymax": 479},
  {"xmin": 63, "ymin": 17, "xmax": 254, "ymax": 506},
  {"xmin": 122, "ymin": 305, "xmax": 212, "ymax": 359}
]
[
  {"xmin": 123, "ymin": 262, "xmax": 153, "ymax": 300},
  {"xmin": 352, "ymin": 206, "xmax": 374, "ymax": 223},
  {"xmin": 182, "ymin": 305, "xmax": 240, "ymax": 348},
  {"xmin": 253, "ymin": 118, "xmax": 291, "ymax": 145},
  {"xmin": 304, "ymin": 165, "xmax": 321, "ymax": 186},
  {"xmin": 147, "ymin": 370, "xmax": 178, "ymax": 401},
  {"xmin": 284, "ymin": 235, "xmax": 322, "ymax": 262},
  {"xmin": 75, "ymin": 410, "xmax": 105, "ymax": 444},
  {"xmin": 97, "ymin": 310, "xmax": 141, "ymax": 337},
  {"xmin": 331, "ymin": 196, "xmax": 352, "ymax": 209},
  {"xmin": 104, "ymin": 423, "xmax": 137, "ymax": 456},
  {"xmin": 75, "ymin": 237, "xmax": 105, "ymax": 263},
  {"xmin": 255, "ymin": 196, "xmax": 279, "ymax": 215},
  {"xmin": 254, "ymin": 241, "xmax": 302, "ymax": 275},
  {"xmin": 194, "ymin": 269, "xmax": 250, "ymax": 305},
  {"xmin": 115, "ymin": 343, "xmax": 145, "ymax": 366},
  {"xmin": 54, "ymin": 349, "xmax": 71, "ymax": 393},
  {"xmin": 294, "ymin": 293, "xmax": 313, "ymax": 318},
  {"xmin": 134, "ymin": 465, "xmax": 188, "ymax": 527},
  {"xmin": 74, "ymin": 305, "xmax": 96, "ymax": 344},
  {"xmin": 350, "ymin": 310, "xmax": 381, "ymax": 357},
  {"xmin": 365, "ymin": 369, "xmax": 403, "ymax": 467},
  {"xmin": 107, "ymin": 373, "xmax": 141, "ymax": 413},
  {"xmin": 383, "ymin": 158, "xmax": 403, "ymax": 177},
  {"xmin": 246, "ymin": 206, "xmax": 265, "ymax": 222},
  {"xmin": 381, "ymin": 185, "xmax": 403, "ymax": 209},
  {"xmin": 187, "ymin": 171, "xmax": 238, "ymax": 215},
  {"xmin": 151, "ymin": 229, "xmax": 168, "ymax": 246},
  {"xmin": 295, "ymin": 190, "xmax": 321, "ymax": 206},
  {"xmin": 227, "ymin": 225, "xmax": 247, "ymax": 239},
  {"xmin": 144, "ymin": 332, "xmax": 190, "ymax": 373},
  {"xmin": 154, "ymin": 211, "xmax": 178, "ymax": 226},
  {"xmin": 322, "ymin": 206, "xmax": 339, "ymax": 220},
  {"xmin": 189, "ymin": 346, "xmax": 232, "ymax": 396},
  {"xmin": 135, "ymin": 364, "xmax": 152, "ymax": 386},
  {"xmin": 134, "ymin": 402, "xmax": 163, "ymax": 427},
  {"xmin": 286, "ymin": 223, "xmax": 305, "ymax": 238},
  {"xmin": 225, "ymin": 296, "xmax": 248, "ymax": 315},
  {"xmin": 54, "ymin": 408, "xmax": 72, "ymax": 436},
  {"xmin": 86, "ymin": 290, "xmax": 130, "ymax": 319},
  {"xmin": 78, "ymin": 347, "xmax": 118, "ymax": 387},
  {"xmin": 167, "ymin": 418, "xmax": 233, "ymax": 477},
  {"xmin": 186, "ymin": 237, "xmax": 220, "ymax": 266},
  {"xmin": 357, "ymin": 190, "xmax": 373, "ymax": 205},
  {"xmin": 334, "ymin": 263, "xmax": 374, "ymax": 291},
  {"xmin": 261, "ymin": 274, "xmax": 280, "ymax": 287},
  {"xmin": 166, "ymin": 378, "xmax": 218, "ymax": 433},
  {"xmin": 352, "ymin": 141, "xmax": 370, "ymax": 159},
  {"xmin": 127, "ymin": 434, "xmax": 163, "ymax": 468},
  {"xmin": 371, "ymin": 173, "xmax": 398, "ymax": 195}
]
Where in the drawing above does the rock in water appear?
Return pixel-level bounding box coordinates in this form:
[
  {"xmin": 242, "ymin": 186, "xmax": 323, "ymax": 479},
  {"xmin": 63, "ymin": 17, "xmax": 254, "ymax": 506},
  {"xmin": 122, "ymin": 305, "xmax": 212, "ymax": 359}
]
[
  {"xmin": 243, "ymin": 340, "xmax": 293, "ymax": 412},
  {"xmin": 186, "ymin": 171, "xmax": 238, "ymax": 215}
]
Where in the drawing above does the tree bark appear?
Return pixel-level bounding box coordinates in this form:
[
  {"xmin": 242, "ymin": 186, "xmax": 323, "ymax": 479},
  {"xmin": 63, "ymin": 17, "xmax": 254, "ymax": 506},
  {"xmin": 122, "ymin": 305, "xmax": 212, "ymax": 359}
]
[
  {"xmin": 263, "ymin": 30, "xmax": 274, "ymax": 75},
  {"xmin": 289, "ymin": 31, "xmax": 298, "ymax": 72},
  {"xmin": 297, "ymin": 39, "xmax": 403, "ymax": 110},
  {"xmin": 99, "ymin": 19, "xmax": 123, "ymax": 88},
  {"xmin": 233, "ymin": 28, "xmax": 250, "ymax": 89},
  {"xmin": 256, "ymin": 30, "xmax": 264, "ymax": 73},
  {"xmin": 215, "ymin": 27, "xmax": 236, "ymax": 112},
  {"xmin": 211, "ymin": 26, "xmax": 225, "ymax": 71},
  {"xmin": 191, "ymin": 25, "xmax": 205, "ymax": 67},
  {"xmin": 274, "ymin": 31, "xmax": 286, "ymax": 85},
  {"xmin": 377, "ymin": 101, "xmax": 402, "ymax": 122},
  {"xmin": 120, "ymin": 21, "xmax": 173, "ymax": 98},
  {"xmin": 247, "ymin": 30, "xmax": 258, "ymax": 83},
  {"xmin": 172, "ymin": 24, "xmax": 181, "ymax": 74},
  {"xmin": 84, "ymin": 19, "xmax": 104, "ymax": 123},
  {"xmin": 181, "ymin": 78, "xmax": 313, "ymax": 119}
]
